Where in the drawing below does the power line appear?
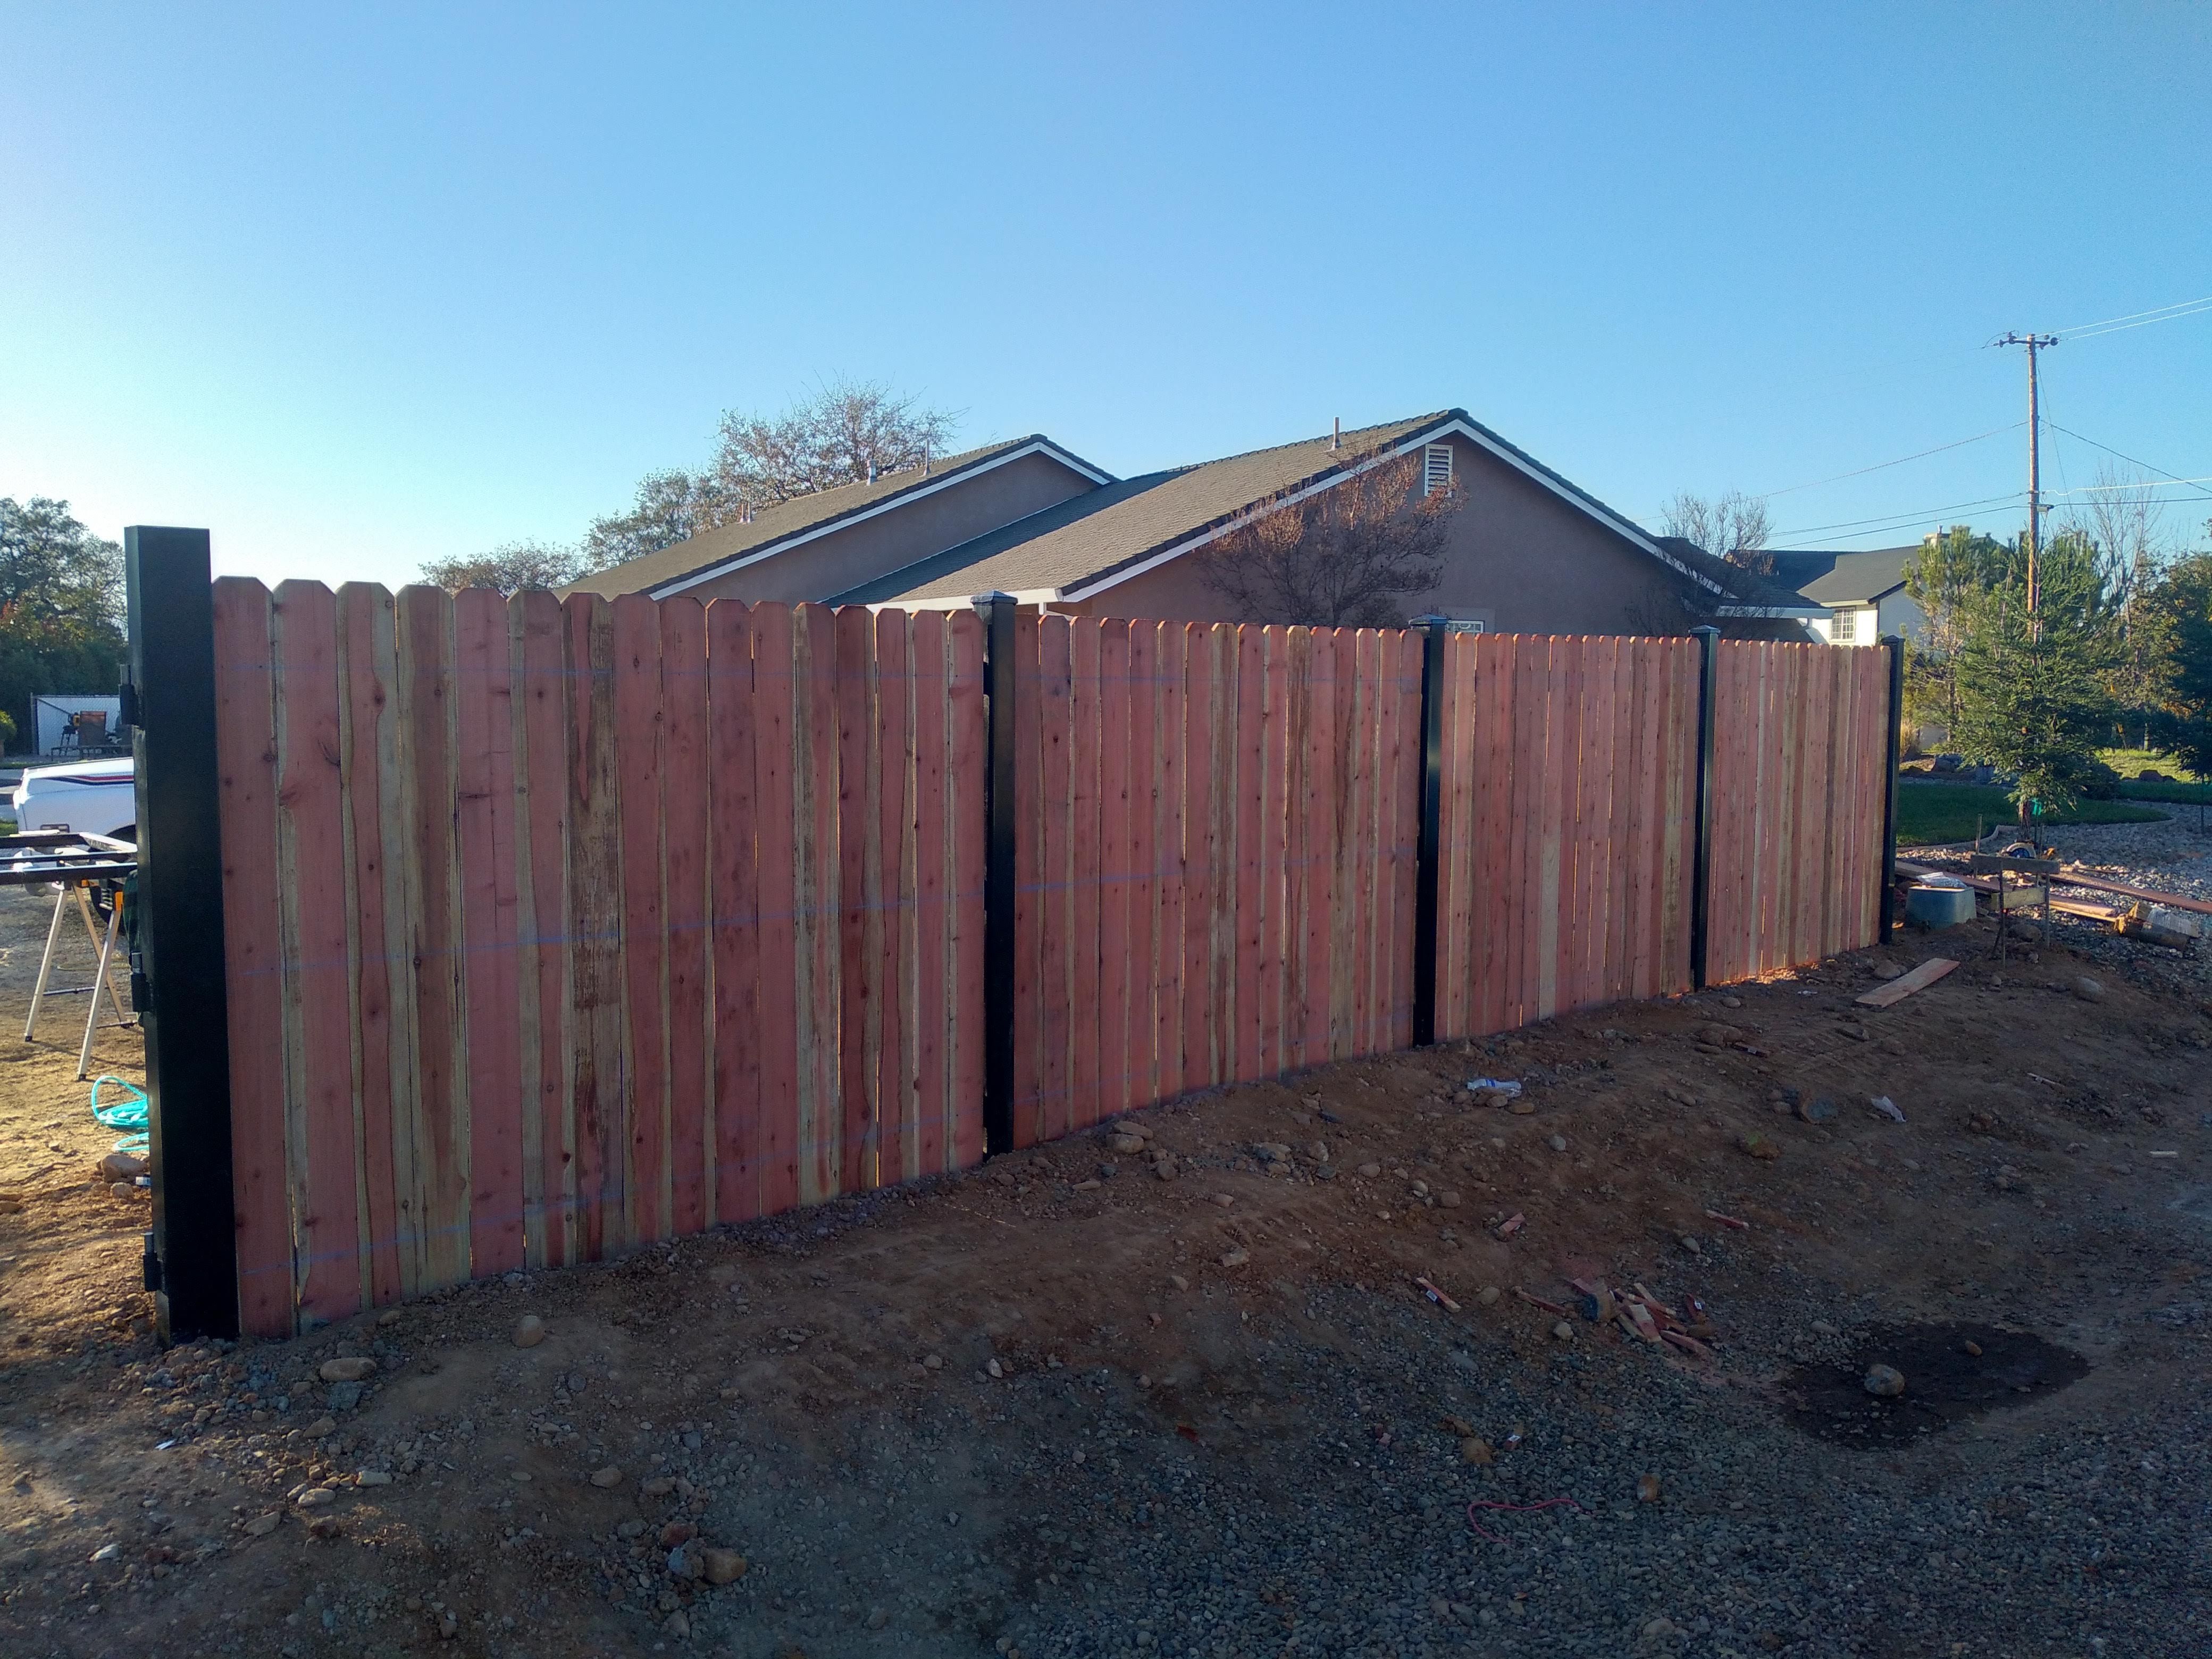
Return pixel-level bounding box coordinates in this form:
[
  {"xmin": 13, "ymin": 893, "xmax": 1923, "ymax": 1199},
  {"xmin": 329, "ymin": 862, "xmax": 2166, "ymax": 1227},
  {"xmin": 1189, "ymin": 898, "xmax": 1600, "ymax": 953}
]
[
  {"xmin": 1770, "ymin": 490, "xmax": 2026, "ymax": 541},
  {"xmin": 2047, "ymin": 474, "xmax": 2212, "ymax": 496},
  {"xmin": 1753, "ymin": 423, "xmax": 2023, "ymax": 499},
  {"xmin": 2046, "ymin": 423, "xmax": 2212, "ymax": 503},
  {"xmin": 2052, "ymin": 294, "xmax": 2212, "ymax": 341}
]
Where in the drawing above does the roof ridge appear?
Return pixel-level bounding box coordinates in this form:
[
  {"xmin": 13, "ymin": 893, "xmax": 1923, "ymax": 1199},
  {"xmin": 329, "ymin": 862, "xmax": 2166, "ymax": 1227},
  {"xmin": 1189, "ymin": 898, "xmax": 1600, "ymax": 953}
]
[{"xmin": 1165, "ymin": 411, "xmax": 1451, "ymax": 473}]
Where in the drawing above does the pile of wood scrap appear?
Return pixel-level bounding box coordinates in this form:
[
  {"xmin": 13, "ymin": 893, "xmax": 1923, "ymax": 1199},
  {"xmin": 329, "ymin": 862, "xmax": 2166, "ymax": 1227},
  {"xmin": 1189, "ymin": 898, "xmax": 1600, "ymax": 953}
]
[
  {"xmin": 1565, "ymin": 1277, "xmax": 1718, "ymax": 1360},
  {"xmin": 1896, "ymin": 856, "xmax": 2208, "ymax": 944}
]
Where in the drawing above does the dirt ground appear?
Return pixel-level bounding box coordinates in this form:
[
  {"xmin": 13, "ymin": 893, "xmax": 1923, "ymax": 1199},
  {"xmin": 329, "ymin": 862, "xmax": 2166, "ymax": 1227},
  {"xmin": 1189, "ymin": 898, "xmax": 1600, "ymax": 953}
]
[{"xmin": 3, "ymin": 884, "xmax": 2209, "ymax": 1658}]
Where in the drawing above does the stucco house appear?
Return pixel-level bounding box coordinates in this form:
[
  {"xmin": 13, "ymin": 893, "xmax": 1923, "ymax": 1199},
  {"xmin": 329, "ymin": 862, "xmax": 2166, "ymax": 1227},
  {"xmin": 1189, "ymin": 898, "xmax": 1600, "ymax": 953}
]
[
  {"xmin": 1759, "ymin": 545, "xmax": 1929, "ymax": 647},
  {"xmin": 569, "ymin": 410, "xmax": 1821, "ymax": 638}
]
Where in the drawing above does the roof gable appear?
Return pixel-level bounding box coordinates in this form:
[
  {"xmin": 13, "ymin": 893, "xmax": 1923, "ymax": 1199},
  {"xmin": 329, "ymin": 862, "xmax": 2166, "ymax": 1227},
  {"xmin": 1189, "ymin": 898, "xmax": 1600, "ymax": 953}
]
[
  {"xmin": 1758, "ymin": 546, "xmax": 1917, "ymax": 606},
  {"xmin": 835, "ymin": 409, "xmax": 1742, "ymax": 608}
]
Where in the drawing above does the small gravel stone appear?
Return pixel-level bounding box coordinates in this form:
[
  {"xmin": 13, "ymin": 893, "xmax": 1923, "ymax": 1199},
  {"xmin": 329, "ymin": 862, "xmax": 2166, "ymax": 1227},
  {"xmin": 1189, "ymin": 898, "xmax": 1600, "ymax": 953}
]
[
  {"xmin": 1864, "ymin": 1363, "xmax": 1907, "ymax": 1397},
  {"xmin": 317, "ymin": 1356, "xmax": 376, "ymax": 1384},
  {"xmin": 589, "ymin": 1465, "xmax": 624, "ymax": 1488},
  {"xmin": 513, "ymin": 1314, "xmax": 546, "ymax": 1347}
]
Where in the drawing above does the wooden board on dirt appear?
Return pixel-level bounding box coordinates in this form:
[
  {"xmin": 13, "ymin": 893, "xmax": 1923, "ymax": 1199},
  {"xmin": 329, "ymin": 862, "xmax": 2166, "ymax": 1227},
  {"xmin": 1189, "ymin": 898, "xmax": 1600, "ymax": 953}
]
[{"xmin": 1856, "ymin": 957, "xmax": 1959, "ymax": 1008}]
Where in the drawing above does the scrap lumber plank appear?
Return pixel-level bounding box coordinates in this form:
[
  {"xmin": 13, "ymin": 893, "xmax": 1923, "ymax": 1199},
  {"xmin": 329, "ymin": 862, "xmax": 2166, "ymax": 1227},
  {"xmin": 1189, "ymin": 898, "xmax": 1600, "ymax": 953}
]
[
  {"xmin": 2056, "ymin": 868, "xmax": 2212, "ymax": 917},
  {"xmin": 1855, "ymin": 957, "xmax": 1959, "ymax": 1007}
]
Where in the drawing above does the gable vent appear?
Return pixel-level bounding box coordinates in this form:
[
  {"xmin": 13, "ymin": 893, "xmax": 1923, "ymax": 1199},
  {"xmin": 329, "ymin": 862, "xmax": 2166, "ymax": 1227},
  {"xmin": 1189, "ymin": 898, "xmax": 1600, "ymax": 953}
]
[{"xmin": 1423, "ymin": 443, "xmax": 1454, "ymax": 497}]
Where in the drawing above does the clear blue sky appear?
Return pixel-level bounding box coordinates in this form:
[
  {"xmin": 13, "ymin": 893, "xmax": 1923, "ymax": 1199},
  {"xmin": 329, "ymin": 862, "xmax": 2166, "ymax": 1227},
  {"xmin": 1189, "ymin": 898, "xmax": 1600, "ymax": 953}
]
[{"xmin": 6, "ymin": 2, "xmax": 2208, "ymax": 590}]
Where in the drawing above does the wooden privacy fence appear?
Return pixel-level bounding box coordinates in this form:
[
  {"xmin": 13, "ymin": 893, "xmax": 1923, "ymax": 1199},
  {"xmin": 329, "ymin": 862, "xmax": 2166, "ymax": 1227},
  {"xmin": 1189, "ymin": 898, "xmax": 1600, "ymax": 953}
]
[
  {"xmin": 189, "ymin": 574, "xmax": 1898, "ymax": 1337},
  {"xmin": 1704, "ymin": 641, "xmax": 1891, "ymax": 984},
  {"xmin": 212, "ymin": 581, "xmax": 985, "ymax": 1335},
  {"xmin": 1006, "ymin": 617, "xmax": 1423, "ymax": 1145},
  {"xmin": 1432, "ymin": 632, "xmax": 1704, "ymax": 1040}
]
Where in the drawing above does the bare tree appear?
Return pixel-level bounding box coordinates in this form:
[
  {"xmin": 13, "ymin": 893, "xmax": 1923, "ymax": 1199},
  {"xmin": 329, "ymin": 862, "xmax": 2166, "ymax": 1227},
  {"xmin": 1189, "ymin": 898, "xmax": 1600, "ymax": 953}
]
[
  {"xmin": 1620, "ymin": 577, "xmax": 1712, "ymax": 635},
  {"xmin": 583, "ymin": 468, "xmax": 733, "ymax": 569},
  {"xmin": 420, "ymin": 539, "xmax": 585, "ymax": 596},
  {"xmin": 2066, "ymin": 463, "xmax": 2169, "ymax": 596},
  {"xmin": 568, "ymin": 381, "xmax": 961, "ymax": 575},
  {"xmin": 1195, "ymin": 454, "xmax": 1463, "ymax": 627},
  {"xmin": 1662, "ymin": 490, "xmax": 1773, "ymax": 568},
  {"xmin": 2067, "ymin": 464, "xmax": 2174, "ymax": 744},
  {"xmin": 708, "ymin": 379, "xmax": 959, "ymax": 515}
]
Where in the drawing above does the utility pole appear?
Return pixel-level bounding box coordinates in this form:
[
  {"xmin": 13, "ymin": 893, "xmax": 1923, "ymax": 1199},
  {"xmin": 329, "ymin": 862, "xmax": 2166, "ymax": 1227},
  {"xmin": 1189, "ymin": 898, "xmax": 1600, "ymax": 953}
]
[{"xmin": 1995, "ymin": 332, "xmax": 2058, "ymax": 611}]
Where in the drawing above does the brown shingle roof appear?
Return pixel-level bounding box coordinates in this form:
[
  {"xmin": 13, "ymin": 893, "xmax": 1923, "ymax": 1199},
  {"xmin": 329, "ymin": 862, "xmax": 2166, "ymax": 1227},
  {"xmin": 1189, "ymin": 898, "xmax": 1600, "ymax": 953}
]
[
  {"xmin": 563, "ymin": 436, "xmax": 1100, "ymax": 599},
  {"xmin": 830, "ymin": 414, "xmax": 1448, "ymax": 605}
]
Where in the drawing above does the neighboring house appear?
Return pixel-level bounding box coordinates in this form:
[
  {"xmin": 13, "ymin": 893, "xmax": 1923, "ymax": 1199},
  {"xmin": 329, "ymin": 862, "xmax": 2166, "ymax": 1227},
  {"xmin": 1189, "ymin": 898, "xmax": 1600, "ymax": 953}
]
[
  {"xmin": 1757, "ymin": 545, "xmax": 1929, "ymax": 647},
  {"xmin": 571, "ymin": 410, "xmax": 1825, "ymax": 639}
]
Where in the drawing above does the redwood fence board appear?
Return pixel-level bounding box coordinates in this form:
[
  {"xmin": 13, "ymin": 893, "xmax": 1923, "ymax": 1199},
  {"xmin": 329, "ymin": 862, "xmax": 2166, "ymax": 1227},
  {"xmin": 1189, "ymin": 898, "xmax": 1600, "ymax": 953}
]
[{"xmin": 209, "ymin": 590, "xmax": 1893, "ymax": 1335}]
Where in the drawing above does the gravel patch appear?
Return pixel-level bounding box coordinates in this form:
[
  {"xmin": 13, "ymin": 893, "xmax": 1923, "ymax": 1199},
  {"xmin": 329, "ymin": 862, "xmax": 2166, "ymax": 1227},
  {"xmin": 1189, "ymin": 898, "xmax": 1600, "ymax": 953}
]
[{"xmin": 1908, "ymin": 806, "xmax": 2212, "ymax": 998}]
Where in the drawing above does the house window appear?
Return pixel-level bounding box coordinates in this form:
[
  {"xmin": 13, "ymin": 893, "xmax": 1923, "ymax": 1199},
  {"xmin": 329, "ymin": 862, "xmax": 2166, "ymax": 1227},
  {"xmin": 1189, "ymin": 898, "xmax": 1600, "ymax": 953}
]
[
  {"xmin": 1423, "ymin": 443, "xmax": 1454, "ymax": 497},
  {"xmin": 1830, "ymin": 607, "xmax": 1859, "ymax": 644}
]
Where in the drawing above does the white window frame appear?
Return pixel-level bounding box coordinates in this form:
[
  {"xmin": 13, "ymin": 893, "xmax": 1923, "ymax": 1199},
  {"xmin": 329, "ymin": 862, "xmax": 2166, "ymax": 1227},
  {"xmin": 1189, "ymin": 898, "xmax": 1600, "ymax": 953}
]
[{"xmin": 1829, "ymin": 606, "xmax": 1860, "ymax": 644}]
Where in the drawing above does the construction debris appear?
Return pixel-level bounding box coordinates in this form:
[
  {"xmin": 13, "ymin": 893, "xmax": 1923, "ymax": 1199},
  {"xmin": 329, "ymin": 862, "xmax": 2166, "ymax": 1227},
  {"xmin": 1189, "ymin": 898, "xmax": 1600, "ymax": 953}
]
[{"xmin": 1855, "ymin": 958, "xmax": 1959, "ymax": 1008}]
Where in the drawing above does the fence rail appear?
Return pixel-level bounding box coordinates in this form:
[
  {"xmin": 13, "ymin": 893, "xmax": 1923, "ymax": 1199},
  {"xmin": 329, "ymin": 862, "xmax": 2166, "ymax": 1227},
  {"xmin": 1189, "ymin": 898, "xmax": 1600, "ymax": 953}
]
[{"xmin": 156, "ymin": 567, "xmax": 1897, "ymax": 1338}]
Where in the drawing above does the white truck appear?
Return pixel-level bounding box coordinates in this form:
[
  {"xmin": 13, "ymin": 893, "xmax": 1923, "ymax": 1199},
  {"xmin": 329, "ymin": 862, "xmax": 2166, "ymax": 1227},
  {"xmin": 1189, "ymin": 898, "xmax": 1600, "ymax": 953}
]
[{"xmin": 10, "ymin": 757, "xmax": 137, "ymax": 843}]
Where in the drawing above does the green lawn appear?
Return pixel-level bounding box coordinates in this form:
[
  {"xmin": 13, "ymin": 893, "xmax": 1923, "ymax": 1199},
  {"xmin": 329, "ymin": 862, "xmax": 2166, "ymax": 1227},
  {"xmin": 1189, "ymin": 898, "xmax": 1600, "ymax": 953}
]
[
  {"xmin": 1895, "ymin": 782, "xmax": 2166, "ymax": 846},
  {"xmin": 2096, "ymin": 747, "xmax": 2212, "ymax": 803}
]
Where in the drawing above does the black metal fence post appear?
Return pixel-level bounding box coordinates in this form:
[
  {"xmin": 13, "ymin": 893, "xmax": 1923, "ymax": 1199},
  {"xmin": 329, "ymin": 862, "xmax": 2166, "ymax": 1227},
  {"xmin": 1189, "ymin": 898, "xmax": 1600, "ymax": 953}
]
[
  {"xmin": 1411, "ymin": 617, "xmax": 1447, "ymax": 1045},
  {"xmin": 124, "ymin": 527, "xmax": 239, "ymax": 1343},
  {"xmin": 1879, "ymin": 634, "xmax": 1906, "ymax": 939},
  {"xmin": 973, "ymin": 592, "xmax": 1019, "ymax": 1157},
  {"xmin": 1689, "ymin": 625, "xmax": 1721, "ymax": 991}
]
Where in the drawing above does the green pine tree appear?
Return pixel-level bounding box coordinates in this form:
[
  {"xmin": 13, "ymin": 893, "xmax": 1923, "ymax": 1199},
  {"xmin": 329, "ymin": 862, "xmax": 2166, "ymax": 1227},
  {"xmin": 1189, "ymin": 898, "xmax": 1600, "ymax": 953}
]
[
  {"xmin": 2141, "ymin": 552, "xmax": 2212, "ymax": 777},
  {"xmin": 1949, "ymin": 530, "xmax": 2118, "ymax": 823}
]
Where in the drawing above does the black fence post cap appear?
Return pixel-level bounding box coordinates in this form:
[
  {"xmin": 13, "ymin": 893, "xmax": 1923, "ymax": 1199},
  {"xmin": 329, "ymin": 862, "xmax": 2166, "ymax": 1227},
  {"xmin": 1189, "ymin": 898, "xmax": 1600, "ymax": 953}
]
[{"xmin": 970, "ymin": 591, "xmax": 1016, "ymax": 609}]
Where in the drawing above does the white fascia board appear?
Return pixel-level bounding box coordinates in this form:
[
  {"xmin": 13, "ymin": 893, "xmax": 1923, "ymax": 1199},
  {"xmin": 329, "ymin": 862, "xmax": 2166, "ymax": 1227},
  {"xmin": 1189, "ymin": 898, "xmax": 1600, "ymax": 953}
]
[
  {"xmin": 865, "ymin": 588, "xmax": 1059, "ymax": 614},
  {"xmin": 1062, "ymin": 417, "xmax": 1725, "ymax": 604},
  {"xmin": 647, "ymin": 441, "xmax": 1113, "ymax": 599},
  {"xmin": 1715, "ymin": 604, "xmax": 1831, "ymax": 619}
]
